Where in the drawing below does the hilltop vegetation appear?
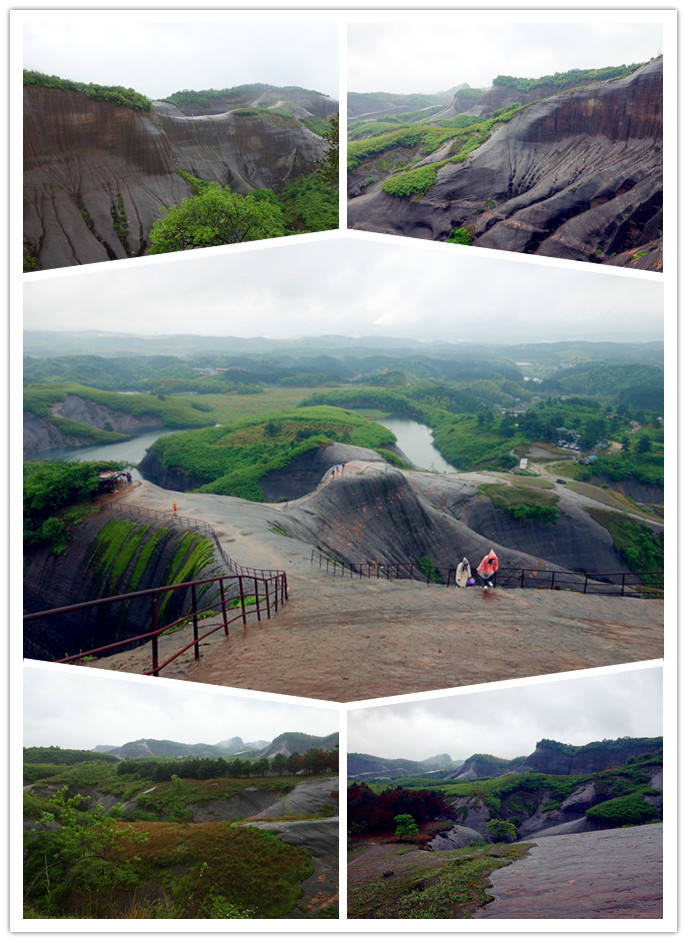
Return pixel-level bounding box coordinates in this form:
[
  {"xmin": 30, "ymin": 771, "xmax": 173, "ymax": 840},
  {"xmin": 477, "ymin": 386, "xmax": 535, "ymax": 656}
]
[
  {"xmin": 23, "ymin": 69, "xmax": 151, "ymax": 111},
  {"xmin": 144, "ymin": 406, "xmax": 396, "ymax": 500},
  {"xmin": 492, "ymin": 63, "xmax": 640, "ymax": 92}
]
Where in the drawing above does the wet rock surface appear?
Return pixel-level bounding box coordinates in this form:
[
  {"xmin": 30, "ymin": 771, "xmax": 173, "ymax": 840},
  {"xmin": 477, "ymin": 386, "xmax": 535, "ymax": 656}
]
[{"xmin": 474, "ymin": 823, "xmax": 662, "ymax": 919}]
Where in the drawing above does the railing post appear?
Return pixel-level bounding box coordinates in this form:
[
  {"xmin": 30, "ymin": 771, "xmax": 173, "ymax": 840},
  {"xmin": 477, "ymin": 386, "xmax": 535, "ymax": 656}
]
[
  {"xmin": 265, "ymin": 578, "xmax": 272, "ymax": 619},
  {"xmin": 151, "ymin": 595, "xmax": 159, "ymax": 677},
  {"xmin": 220, "ymin": 578, "xmax": 229, "ymax": 637},
  {"xmin": 583, "ymin": 575, "xmax": 588, "ymax": 595},
  {"xmin": 254, "ymin": 577, "xmax": 261, "ymax": 621},
  {"xmin": 239, "ymin": 576, "xmax": 247, "ymax": 625},
  {"xmin": 520, "ymin": 569, "xmax": 525, "ymax": 588},
  {"xmin": 551, "ymin": 570, "xmax": 556, "ymax": 590},
  {"xmin": 191, "ymin": 584, "xmax": 200, "ymax": 660},
  {"xmin": 621, "ymin": 573, "xmax": 626, "ymax": 597}
]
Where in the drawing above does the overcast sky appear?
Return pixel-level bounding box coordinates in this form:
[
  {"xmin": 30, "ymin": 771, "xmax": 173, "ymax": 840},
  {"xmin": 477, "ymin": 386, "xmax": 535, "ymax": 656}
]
[
  {"xmin": 22, "ymin": 14, "xmax": 338, "ymax": 100},
  {"xmin": 348, "ymin": 666, "xmax": 662, "ymax": 762},
  {"xmin": 23, "ymin": 236, "xmax": 663, "ymax": 345},
  {"xmin": 349, "ymin": 16, "xmax": 663, "ymax": 93},
  {"xmin": 23, "ymin": 662, "xmax": 337, "ymax": 751}
]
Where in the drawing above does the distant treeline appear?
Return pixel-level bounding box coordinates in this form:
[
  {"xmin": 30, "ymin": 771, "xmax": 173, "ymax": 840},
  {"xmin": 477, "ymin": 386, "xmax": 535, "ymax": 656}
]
[
  {"xmin": 23, "ymin": 69, "xmax": 151, "ymax": 111},
  {"xmin": 115, "ymin": 747, "xmax": 339, "ymax": 781},
  {"xmin": 536, "ymin": 736, "xmax": 663, "ymax": 756},
  {"xmin": 492, "ymin": 63, "xmax": 642, "ymax": 93}
]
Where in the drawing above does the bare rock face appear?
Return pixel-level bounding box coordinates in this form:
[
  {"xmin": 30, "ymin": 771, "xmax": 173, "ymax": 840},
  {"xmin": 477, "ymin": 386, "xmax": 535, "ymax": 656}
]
[
  {"xmin": 348, "ymin": 60, "xmax": 663, "ymax": 269},
  {"xmin": 23, "ymin": 395, "xmax": 166, "ymax": 458},
  {"xmin": 24, "ymin": 86, "xmax": 334, "ymax": 270},
  {"xmin": 515, "ymin": 738, "xmax": 661, "ymax": 776}
]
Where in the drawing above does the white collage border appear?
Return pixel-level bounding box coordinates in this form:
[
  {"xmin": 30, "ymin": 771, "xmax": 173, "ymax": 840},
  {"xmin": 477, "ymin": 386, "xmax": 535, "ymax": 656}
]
[{"xmin": 9, "ymin": 6, "xmax": 680, "ymax": 939}]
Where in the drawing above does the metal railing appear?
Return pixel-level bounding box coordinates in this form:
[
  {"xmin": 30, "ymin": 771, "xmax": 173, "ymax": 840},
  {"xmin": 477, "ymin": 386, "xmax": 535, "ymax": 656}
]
[
  {"xmin": 309, "ymin": 551, "xmax": 662, "ymax": 597},
  {"xmin": 24, "ymin": 571, "xmax": 288, "ymax": 677}
]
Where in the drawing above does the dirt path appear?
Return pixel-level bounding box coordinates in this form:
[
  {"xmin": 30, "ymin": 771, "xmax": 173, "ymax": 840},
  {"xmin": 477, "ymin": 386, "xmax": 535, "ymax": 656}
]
[{"xmin": 475, "ymin": 824, "xmax": 663, "ymax": 919}]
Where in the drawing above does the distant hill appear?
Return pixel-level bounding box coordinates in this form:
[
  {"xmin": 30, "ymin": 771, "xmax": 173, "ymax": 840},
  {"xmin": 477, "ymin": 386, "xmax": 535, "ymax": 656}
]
[
  {"xmin": 347, "ymin": 751, "xmax": 457, "ymax": 779},
  {"xmin": 93, "ymin": 730, "xmax": 337, "ymax": 760},
  {"xmin": 349, "ymin": 736, "xmax": 662, "ymax": 782}
]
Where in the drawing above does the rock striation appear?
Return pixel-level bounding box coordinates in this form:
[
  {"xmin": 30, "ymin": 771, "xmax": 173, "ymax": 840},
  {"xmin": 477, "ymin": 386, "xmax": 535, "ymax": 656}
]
[
  {"xmin": 348, "ymin": 59, "xmax": 663, "ymax": 269},
  {"xmin": 24, "ymin": 84, "xmax": 335, "ymax": 270}
]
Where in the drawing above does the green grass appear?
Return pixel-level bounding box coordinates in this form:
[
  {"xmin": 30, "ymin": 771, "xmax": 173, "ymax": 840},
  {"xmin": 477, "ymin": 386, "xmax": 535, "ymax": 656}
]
[
  {"xmin": 478, "ymin": 483, "xmax": 559, "ymax": 523},
  {"xmin": 585, "ymin": 508, "xmax": 663, "ymax": 586},
  {"xmin": 348, "ymin": 842, "xmax": 532, "ymax": 919},
  {"xmin": 23, "ymin": 382, "xmax": 217, "ymax": 429}
]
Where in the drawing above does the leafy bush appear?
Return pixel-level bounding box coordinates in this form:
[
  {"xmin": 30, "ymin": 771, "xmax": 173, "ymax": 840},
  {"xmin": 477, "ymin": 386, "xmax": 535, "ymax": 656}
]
[
  {"xmin": 447, "ymin": 227, "xmax": 473, "ymax": 245},
  {"xmin": 149, "ymin": 183, "xmax": 286, "ymax": 254},
  {"xmin": 381, "ymin": 165, "xmax": 437, "ymax": 198},
  {"xmin": 586, "ymin": 791, "xmax": 660, "ymax": 827},
  {"xmin": 486, "ymin": 819, "xmax": 517, "ymax": 842}
]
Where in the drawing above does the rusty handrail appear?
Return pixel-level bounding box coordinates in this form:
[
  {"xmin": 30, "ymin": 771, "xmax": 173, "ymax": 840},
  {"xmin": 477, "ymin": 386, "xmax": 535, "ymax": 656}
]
[
  {"xmin": 25, "ymin": 570, "xmax": 289, "ymax": 676},
  {"xmin": 308, "ymin": 550, "xmax": 662, "ymax": 596}
]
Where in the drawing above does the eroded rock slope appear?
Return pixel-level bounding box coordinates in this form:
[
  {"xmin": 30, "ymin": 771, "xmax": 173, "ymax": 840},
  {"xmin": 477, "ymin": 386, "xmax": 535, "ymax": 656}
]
[
  {"xmin": 348, "ymin": 59, "xmax": 662, "ymax": 269},
  {"xmin": 24, "ymin": 85, "xmax": 334, "ymax": 270}
]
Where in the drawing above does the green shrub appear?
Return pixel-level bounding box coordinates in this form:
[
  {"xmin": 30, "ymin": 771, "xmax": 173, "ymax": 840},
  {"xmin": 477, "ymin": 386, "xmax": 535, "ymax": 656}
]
[{"xmin": 586, "ymin": 791, "xmax": 660, "ymax": 827}]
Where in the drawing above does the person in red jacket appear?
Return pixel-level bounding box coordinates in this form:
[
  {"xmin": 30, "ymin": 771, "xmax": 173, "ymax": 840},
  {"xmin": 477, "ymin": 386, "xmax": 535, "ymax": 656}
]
[{"xmin": 477, "ymin": 549, "xmax": 499, "ymax": 588}]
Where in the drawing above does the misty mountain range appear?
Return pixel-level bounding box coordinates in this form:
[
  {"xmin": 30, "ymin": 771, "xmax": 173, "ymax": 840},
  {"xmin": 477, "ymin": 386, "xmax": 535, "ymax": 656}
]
[{"xmin": 93, "ymin": 730, "xmax": 338, "ymax": 761}]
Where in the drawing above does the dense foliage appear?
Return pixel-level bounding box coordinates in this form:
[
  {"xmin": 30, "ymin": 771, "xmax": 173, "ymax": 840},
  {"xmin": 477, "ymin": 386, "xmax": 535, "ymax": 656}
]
[
  {"xmin": 312, "ymin": 113, "xmax": 339, "ymax": 189},
  {"xmin": 585, "ymin": 509, "xmax": 663, "ymax": 585},
  {"xmin": 114, "ymin": 748, "xmax": 338, "ymax": 782},
  {"xmin": 149, "ymin": 183, "xmax": 286, "ymax": 254},
  {"xmin": 23, "ymin": 69, "xmax": 151, "ymax": 111},
  {"xmin": 348, "ymin": 782, "xmax": 457, "ymax": 833},
  {"xmin": 164, "ymin": 83, "xmax": 324, "ymax": 109},
  {"xmin": 23, "ymin": 460, "xmax": 123, "ymax": 550}
]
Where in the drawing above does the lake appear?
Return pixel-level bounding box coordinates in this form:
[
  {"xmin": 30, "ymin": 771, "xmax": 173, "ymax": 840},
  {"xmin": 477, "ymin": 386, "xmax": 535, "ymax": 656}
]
[
  {"xmin": 374, "ymin": 417, "xmax": 458, "ymax": 473},
  {"xmin": 29, "ymin": 430, "xmax": 178, "ymax": 481}
]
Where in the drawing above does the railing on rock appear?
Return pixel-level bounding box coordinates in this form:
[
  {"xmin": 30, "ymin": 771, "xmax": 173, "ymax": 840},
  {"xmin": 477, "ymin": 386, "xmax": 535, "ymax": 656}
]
[
  {"xmin": 24, "ymin": 571, "xmax": 288, "ymax": 677},
  {"xmin": 309, "ymin": 550, "xmax": 662, "ymax": 597},
  {"xmin": 25, "ymin": 503, "xmax": 288, "ymax": 676}
]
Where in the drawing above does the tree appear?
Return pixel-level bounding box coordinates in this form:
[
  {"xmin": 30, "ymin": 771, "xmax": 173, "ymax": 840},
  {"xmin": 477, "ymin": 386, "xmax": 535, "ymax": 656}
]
[
  {"xmin": 486, "ymin": 818, "xmax": 517, "ymax": 843},
  {"xmin": 312, "ymin": 113, "xmax": 339, "ymax": 188},
  {"xmin": 394, "ymin": 813, "xmax": 419, "ymax": 842},
  {"xmin": 26, "ymin": 786, "xmax": 148, "ymax": 916},
  {"xmin": 149, "ymin": 183, "xmax": 286, "ymax": 254},
  {"xmin": 636, "ymin": 434, "xmax": 652, "ymax": 455}
]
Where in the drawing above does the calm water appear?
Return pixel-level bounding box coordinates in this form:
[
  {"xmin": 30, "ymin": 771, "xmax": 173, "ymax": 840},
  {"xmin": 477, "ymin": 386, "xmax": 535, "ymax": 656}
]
[
  {"xmin": 30, "ymin": 430, "xmax": 178, "ymax": 481},
  {"xmin": 375, "ymin": 417, "xmax": 458, "ymax": 473}
]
